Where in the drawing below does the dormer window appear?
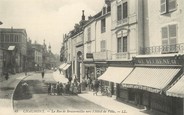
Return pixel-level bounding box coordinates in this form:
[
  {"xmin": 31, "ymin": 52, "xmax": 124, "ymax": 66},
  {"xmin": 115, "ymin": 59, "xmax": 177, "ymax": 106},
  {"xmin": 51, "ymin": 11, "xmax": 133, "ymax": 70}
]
[{"xmin": 102, "ymin": 6, "xmax": 107, "ymax": 15}]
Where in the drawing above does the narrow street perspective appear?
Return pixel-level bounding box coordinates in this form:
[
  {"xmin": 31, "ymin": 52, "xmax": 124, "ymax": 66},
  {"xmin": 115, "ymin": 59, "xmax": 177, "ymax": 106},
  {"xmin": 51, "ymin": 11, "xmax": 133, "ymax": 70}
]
[
  {"xmin": 1, "ymin": 0, "xmax": 184, "ymax": 115},
  {"xmin": 13, "ymin": 71, "xmax": 107, "ymax": 113}
]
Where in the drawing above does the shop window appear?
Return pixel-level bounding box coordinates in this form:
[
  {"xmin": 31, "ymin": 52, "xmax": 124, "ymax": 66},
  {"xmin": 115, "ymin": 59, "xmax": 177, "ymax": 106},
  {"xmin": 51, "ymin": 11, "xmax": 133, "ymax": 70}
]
[{"xmin": 160, "ymin": 0, "xmax": 177, "ymax": 14}]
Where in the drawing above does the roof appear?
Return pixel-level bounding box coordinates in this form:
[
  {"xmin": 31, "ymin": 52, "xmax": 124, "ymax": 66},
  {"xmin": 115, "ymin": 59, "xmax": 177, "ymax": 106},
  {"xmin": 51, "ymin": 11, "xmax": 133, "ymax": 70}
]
[{"xmin": 0, "ymin": 28, "xmax": 27, "ymax": 36}]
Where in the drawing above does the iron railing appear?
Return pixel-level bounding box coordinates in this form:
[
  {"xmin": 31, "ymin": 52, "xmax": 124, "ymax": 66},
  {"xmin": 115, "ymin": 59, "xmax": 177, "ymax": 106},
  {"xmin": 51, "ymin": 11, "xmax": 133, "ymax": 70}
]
[
  {"xmin": 111, "ymin": 52, "xmax": 129, "ymax": 60},
  {"xmin": 140, "ymin": 43, "xmax": 184, "ymax": 55}
]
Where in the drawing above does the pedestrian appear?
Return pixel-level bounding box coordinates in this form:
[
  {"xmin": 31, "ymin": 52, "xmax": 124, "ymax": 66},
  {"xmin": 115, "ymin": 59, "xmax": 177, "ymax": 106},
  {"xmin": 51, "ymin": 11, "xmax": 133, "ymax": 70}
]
[
  {"xmin": 5, "ymin": 72, "xmax": 9, "ymax": 80},
  {"xmin": 22, "ymin": 82, "xmax": 29, "ymax": 96},
  {"xmin": 59, "ymin": 68, "xmax": 62, "ymax": 74},
  {"xmin": 50, "ymin": 84, "xmax": 54, "ymax": 95},
  {"xmin": 48, "ymin": 83, "xmax": 51, "ymax": 95},
  {"xmin": 59, "ymin": 83, "xmax": 63, "ymax": 95},
  {"xmin": 56, "ymin": 82, "xmax": 60, "ymax": 95},
  {"xmin": 87, "ymin": 77, "xmax": 91, "ymax": 91},
  {"xmin": 93, "ymin": 79, "xmax": 99, "ymax": 96},
  {"xmin": 41, "ymin": 69, "xmax": 45, "ymax": 79}
]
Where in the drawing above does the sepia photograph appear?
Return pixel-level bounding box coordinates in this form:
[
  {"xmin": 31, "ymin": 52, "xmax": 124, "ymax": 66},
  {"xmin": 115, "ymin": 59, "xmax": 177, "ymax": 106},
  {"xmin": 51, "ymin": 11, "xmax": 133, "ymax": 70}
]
[{"xmin": 0, "ymin": 0, "xmax": 183, "ymax": 115}]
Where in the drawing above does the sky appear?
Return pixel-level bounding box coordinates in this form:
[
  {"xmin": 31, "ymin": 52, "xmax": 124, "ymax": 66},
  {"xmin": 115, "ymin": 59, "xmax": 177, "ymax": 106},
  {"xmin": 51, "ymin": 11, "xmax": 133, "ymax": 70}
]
[{"xmin": 0, "ymin": 0, "xmax": 105, "ymax": 54}]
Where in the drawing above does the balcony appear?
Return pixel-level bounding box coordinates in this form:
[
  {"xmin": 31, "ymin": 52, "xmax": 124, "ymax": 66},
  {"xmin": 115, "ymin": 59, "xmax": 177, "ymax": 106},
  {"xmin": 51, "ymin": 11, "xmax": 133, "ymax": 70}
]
[
  {"xmin": 117, "ymin": 18, "xmax": 128, "ymax": 25},
  {"xmin": 112, "ymin": 14, "xmax": 137, "ymax": 29},
  {"xmin": 93, "ymin": 50, "xmax": 112, "ymax": 61},
  {"xmin": 140, "ymin": 43, "xmax": 184, "ymax": 55},
  {"xmin": 111, "ymin": 52, "xmax": 129, "ymax": 60}
]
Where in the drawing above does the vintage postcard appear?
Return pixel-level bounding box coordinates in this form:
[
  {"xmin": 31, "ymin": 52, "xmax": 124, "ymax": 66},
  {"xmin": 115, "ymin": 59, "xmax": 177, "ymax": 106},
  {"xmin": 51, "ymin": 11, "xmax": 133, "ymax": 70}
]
[{"xmin": 0, "ymin": 0, "xmax": 183, "ymax": 115}]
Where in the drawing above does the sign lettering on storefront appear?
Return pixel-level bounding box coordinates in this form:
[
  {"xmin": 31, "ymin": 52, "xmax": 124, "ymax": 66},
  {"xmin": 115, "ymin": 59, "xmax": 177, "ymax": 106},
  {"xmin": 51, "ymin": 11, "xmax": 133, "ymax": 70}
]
[
  {"xmin": 135, "ymin": 57, "xmax": 179, "ymax": 65},
  {"xmin": 86, "ymin": 53, "xmax": 93, "ymax": 58}
]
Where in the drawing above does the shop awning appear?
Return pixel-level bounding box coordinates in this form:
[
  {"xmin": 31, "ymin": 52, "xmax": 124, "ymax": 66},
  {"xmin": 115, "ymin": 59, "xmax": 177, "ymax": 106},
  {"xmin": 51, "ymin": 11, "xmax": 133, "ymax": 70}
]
[
  {"xmin": 53, "ymin": 71, "xmax": 68, "ymax": 83},
  {"xmin": 8, "ymin": 46, "xmax": 15, "ymax": 50},
  {"xmin": 63, "ymin": 64, "xmax": 71, "ymax": 71},
  {"xmin": 59, "ymin": 63, "xmax": 67, "ymax": 69},
  {"xmin": 122, "ymin": 67, "xmax": 181, "ymax": 93},
  {"xmin": 166, "ymin": 74, "xmax": 184, "ymax": 98},
  {"xmin": 98, "ymin": 67, "xmax": 133, "ymax": 84}
]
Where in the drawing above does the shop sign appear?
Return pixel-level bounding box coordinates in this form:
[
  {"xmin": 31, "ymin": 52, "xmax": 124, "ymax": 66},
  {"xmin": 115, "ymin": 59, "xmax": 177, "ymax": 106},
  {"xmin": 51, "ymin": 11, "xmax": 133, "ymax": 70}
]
[
  {"xmin": 86, "ymin": 53, "xmax": 93, "ymax": 58},
  {"xmin": 93, "ymin": 52, "xmax": 106, "ymax": 60},
  {"xmin": 134, "ymin": 57, "xmax": 181, "ymax": 65}
]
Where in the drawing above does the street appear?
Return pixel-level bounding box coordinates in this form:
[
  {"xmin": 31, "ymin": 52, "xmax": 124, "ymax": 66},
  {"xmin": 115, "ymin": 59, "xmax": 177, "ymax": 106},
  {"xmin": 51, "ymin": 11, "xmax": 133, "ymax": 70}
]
[{"xmin": 13, "ymin": 71, "xmax": 107, "ymax": 113}]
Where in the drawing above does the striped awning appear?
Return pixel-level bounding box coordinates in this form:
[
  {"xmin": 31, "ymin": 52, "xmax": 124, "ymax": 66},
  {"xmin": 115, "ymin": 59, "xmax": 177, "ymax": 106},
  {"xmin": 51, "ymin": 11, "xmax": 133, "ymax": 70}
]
[
  {"xmin": 98, "ymin": 67, "xmax": 133, "ymax": 84},
  {"xmin": 59, "ymin": 63, "xmax": 67, "ymax": 69},
  {"xmin": 63, "ymin": 64, "xmax": 71, "ymax": 71},
  {"xmin": 122, "ymin": 67, "xmax": 181, "ymax": 93},
  {"xmin": 166, "ymin": 74, "xmax": 184, "ymax": 98}
]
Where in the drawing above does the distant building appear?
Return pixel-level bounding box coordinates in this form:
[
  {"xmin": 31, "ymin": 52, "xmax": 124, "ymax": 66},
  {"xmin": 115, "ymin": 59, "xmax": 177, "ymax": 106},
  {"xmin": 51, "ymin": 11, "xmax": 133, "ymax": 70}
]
[
  {"xmin": 0, "ymin": 28, "xmax": 27, "ymax": 73},
  {"xmin": 32, "ymin": 42, "xmax": 43, "ymax": 71}
]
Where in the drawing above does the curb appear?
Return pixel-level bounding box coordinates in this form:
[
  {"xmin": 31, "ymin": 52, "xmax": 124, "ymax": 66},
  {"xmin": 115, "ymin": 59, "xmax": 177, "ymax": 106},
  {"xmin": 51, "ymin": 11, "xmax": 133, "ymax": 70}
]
[{"xmin": 11, "ymin": 73, "xmax": 32, "ymax": 112}]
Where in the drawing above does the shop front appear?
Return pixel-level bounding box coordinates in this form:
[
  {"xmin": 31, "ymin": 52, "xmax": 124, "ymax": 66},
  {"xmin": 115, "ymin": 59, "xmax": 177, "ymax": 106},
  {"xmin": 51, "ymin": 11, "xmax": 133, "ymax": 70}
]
[
  {"xmin": 62, "ymin": 63, "xmax": 71, "ymax": 80},
  {"xmin": 81, "ymin": 62, "xmax": 95, "ymax": 91},
  {"xmin": 166, "ymin": 73, "xmax": 184, "ymax": 115},
  {"xmin": 98, "ymin": 61, "xmax": 133, "ymax": 97},
  {"xmin": 122, "ymin": 54, "xmax": 184, "ymax": 114}
]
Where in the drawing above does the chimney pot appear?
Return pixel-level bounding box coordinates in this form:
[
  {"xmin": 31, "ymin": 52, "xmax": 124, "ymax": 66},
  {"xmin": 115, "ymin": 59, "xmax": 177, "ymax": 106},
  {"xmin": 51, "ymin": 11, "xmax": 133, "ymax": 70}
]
[{"xmin": 82, "ymin": 10, "xmax": 85, "ymax": 21}]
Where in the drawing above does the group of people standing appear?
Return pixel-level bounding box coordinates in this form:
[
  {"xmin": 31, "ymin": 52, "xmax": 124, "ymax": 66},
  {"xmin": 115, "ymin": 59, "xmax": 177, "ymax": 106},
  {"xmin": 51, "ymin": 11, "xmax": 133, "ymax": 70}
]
[
  {"xmin": 47, "ymin": 79, "xmax": 80, "ymax": 96},
  {"xmin": 83, "ymin": 78, "xmax": 100, "ymax": 95}
]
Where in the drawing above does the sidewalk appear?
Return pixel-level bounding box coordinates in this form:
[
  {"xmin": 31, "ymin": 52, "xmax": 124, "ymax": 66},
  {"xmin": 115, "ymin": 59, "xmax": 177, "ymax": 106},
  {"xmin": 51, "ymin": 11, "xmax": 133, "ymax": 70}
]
[
  {"xmin": 0, "ymin": 72, "xmax": 31, "ymax": 112},
  {"xmin": 78, "ymin": 91, "xmax": 155, "ymax": 115}
]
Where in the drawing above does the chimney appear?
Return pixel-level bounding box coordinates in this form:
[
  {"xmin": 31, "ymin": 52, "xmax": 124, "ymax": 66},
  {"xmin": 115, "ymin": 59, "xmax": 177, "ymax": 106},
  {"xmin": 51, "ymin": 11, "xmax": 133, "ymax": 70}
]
[
  {"xmin": 105, "ymin": 0, "xmax": 110, "ymax": 6},
  {"xmin": 82, "ymin": 10, "xmax": 85, "ymax": 21}
]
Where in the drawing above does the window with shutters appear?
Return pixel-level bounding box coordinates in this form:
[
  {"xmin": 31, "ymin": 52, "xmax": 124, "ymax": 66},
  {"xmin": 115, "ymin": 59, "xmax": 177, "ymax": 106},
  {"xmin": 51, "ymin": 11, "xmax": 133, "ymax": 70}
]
[
  {"xmin": 117, "ymin": 1, "xmax": 128, "ymax": 25},
  {"xmin": 117, "ymin": 36, "xmax": 127, "ymax": 53},
  {"xmin": 101, "ymin": 18, "xmax": 106, "ymax": 33},
  {"xmin": 100, "ymin": 40, "xmax": 106, "ymax": 52},
  {"xmin": 87, "ymin": 27, "xmax": 91, "ymax": 42},
  {"xmin": 161, "ymin": 24, "xmax": 177, "ymax": 53},
  {"xmin": 117, "ymin": 37, "xmax": 122, "ymax": 52},
  {"xmin": 117, "ymin": 5, "xmax": 122, "ymax": 21},
  {"xmin": 168, "ymin": 0, "xmax": 177, "ymax": 12},
  {"xmin": 123, "ymin": 2, "xmax": 128, "ymax": 19},
  {"xmin": 123, "ymin": 36, "xmax": 127, "ymax": 52},
  {"xmin": 160, "ymin": 0, "xmax": 177, "ymax": 14}
]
